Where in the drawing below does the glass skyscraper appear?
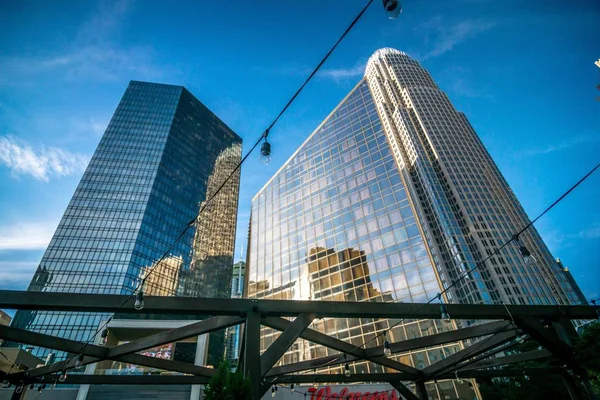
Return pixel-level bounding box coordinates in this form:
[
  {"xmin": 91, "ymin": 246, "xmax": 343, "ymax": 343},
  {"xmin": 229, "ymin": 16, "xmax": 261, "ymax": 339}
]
[
  {"xmin": 224, "ymin": 261, "xmax": 245, "ymax": 367},
  {"xmin": 247, "ymin": 49, "xmax": 584, "ymax": 398},
  {"xmin": 10, "ymin": 81, "xmax": 242, "ymax": 362}
]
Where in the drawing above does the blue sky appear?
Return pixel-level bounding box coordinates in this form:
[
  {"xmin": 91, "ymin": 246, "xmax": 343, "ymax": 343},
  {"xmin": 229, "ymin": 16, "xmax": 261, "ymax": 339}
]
[{"xmin": 0, "ymin": 0, "xmax": 599, "ymax": 304}]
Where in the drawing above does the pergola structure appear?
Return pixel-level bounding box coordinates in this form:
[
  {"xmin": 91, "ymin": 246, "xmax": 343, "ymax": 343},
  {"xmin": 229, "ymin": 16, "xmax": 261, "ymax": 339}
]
[{"xmin": 0, "ymin": 290, "xmax": 598, "ymax": 400}]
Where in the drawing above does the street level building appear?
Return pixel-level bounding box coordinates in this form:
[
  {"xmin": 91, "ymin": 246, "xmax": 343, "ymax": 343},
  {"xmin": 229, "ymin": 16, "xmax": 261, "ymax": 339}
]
[
  {"xmin": 9, "ymin": 81, "xmax": 242, "ymax": 368},
  {"xmin": 247, "ymin": 48, "xmax": 584, "ymax": 399}
]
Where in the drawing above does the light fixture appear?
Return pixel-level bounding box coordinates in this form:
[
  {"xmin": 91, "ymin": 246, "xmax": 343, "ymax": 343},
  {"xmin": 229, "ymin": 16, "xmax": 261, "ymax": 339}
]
[
  {"xmin": 455, "ymin": 371, "xmax": 463, "ymax": 384},
  {"xmin": 512, "ymin": 234, "xmax": 537, "ymax": 264},
  {"xmin": 45, "ymin": 353, "xmax": 56, "ymax": 366},
  {"xmin": 260, "ymin": 139, "xmax": 272, "ymax": 165},
  {"xmin": 271, "ymin": 385, "xmax": 277, "ymax": 398},
  {"xmin": 313, "ymin": 369, "xmax": 318, "ymax": 388},
  {"xmin": 58, "ymin": 370, "xmax": 67, "ymax": 383},
  {"xmin": 75, "ymin": 354, "xmax": 84, "ymax": 370},
  {"xmin": 439, "ymin": 295, "xmax": 451, "ymax": 322},
  {"xmin": 383, "ymin": 331, "xmax": 392, "ymax": 357},
  {"xmin": 516, "ymin": 334, "xmax": 527, "ymax": 344},
  {"xmin": 2, "ymin": 379, "xmax": 10, "ymax": 388},
  {"xmin": 523, "ymin": 371, "xmax": 530, "ymax": 381},
  {"xmin": 100, "ymin": 328, "xmax": 109, "ymax": 345},
  {"xmin": 344, "ymin": 362, "xmax": 351, "ymax": 377},
  {"xmin": 290, "ymin": 383, "xmax": 295, "ymax": 392},
  {"xmin": 515, "ymin": 381, "xmax": 521, "ymax": 388},
  {"xmin": 134, "ymin": 290, "xmax": 145, "ymax": 311},
  {"xmin": 382, "ymin": 0, "xmax": 402, "ymax": 19}
]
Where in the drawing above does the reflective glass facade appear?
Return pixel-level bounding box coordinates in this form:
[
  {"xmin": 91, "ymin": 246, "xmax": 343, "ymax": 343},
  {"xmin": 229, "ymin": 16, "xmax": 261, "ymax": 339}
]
[
  {"xmin": 10, "ymin": 81, "xmax": 242, "ymax": 362},
  {"xmin": 248, "ymin": 49, "xmax": 584, "ymax": 398}
]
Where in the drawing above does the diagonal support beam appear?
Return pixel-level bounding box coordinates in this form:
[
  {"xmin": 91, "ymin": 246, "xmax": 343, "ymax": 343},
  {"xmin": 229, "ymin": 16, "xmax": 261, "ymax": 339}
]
[
  {"xmin": 107, "ymin": 316, "xmax": 243, "ymax": 359},
  {"xmin": 389, "ymin": 380, "xmax": 419, "ymax": 400},
  {"xmin": 0, "ymin": 324, "xmax": 214, "ymax": 380},
  {"xmin": 459, "ymin": 349, "xmax": 553, "ymax": 371},
  {"xmin": 260, "ymin": 313, "xmax": 315, "ymax": 376},
  {"xmin": 265, "ymin": 321, "xmax": 515, "ymax": 377},
  {"xmin": 514, "ymin": 317, "xmax": 574, "ymax": 363},
  {"xmin": 262, "ymin": 317, "xmax": 421, "ymax": 377},
  {"xmin": 364, "ymin": 321, "xmax": 515, "ymax": 358},
  {"xmin": 421, "ymin": 328, "xmax": 516, "ymax": 379}
]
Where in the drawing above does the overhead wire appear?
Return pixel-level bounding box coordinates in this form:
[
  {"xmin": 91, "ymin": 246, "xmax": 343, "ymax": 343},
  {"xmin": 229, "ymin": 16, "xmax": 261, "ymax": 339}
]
[
  {"xmin": 312, "ymin": 161, "xmax": 600, "ymax": 371},
  {"xmin": 11, "ymin": 0, "xmax": 378, "ymax": 382}
]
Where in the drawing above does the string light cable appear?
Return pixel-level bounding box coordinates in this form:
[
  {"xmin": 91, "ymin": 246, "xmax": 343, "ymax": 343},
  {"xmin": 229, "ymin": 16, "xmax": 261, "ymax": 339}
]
[
  {"xmin": 13, "ymin": 0, "xmax": 379, "ymax": 383},
  {"xmin": 313, "ymin": 161, "xmax": 600, "ymax": 371}
]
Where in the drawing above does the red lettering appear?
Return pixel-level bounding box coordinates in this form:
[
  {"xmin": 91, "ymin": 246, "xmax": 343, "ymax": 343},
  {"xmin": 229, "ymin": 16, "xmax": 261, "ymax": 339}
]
[
  {"xmin": 389, "ymin": 391, "xmax": 399, "ymax": 400},
  {"xmin": 308, "ymin": 387, "xmax": 318, "ymax": 400},
  {"xmin": 317, "ymin": 388, "xmax": 325, "ymax": 400},
  {"xmin": 338, "ymin": 388, "xmax": 348, "ymax": 399}
]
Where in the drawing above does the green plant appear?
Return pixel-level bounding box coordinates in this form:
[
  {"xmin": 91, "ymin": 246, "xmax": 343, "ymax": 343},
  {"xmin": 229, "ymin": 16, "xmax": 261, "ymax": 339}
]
[{"xmin": 203, "ymin": 361, "xmax": 252, "ymax": 400}]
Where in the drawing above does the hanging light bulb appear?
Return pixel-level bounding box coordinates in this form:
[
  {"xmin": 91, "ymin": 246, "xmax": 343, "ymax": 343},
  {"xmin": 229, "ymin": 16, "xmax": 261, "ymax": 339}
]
[
  {"xmin": 439, "ymin": 295, "xmax": 451, "ymax": 322},
  {"xmin": 45, "ymin": 353, "xmax": 56, "ymax": 366},
  {"xmin": 75, "ymin": 354, "xmax": 84, "ymax": 370},
  {"xmin": 290, "ymin": 383, "xmax": 295, "ymax": 392},
  {"xmin": 99, "ymin": 328, "xmax": 109, "ymax": 345},
  {"xmin": 513, "ymin": 235, "xmax": 537, "ymax": 264},
  {"xmin": 382, "ymin": 0, "xmax": 402, "ymax": 19},
  {"xmin": 523, "ymin": 372, "xmax": 530, "ymax": 381},
  {"xmin": 51, "ymin": 380, "xmax": 57, "ymax": 390},
  {"xmin": 383, "ymin": 338, "xmax": 392, "ymax": 357},
  {"xmin": 58, "ymin": 370, "xmax": 67, "ymax": 383},
  {"xmin": 38, "ymin": 384, "xmax": 46, "ymax": 393},
  {"xmin": 344, "ymin": 362, "xmax": 351, "ymax": 377},
  {"xmin": 455, "ymin": 371, "xmax": 463, "ymax": 384},
  {"xmin": 516, "ymin": 334, "xmax": 527, "ymax": 344},
  {"xmin": 271, "ymin": 385, "xmax": 277, "ymax": 398},
  {"xmin": 515, "ymin": 381, "xmax": 521, "ymax": 388},
  {"xmin": 260, "ymin": 139, "xmax": 272, "ymax": 165},
  {"xmin": 134, "ymin": 290, "xmax": 145, "ymax": 311},
  {"xmin": 2, "ymin": 379, "xmax": 10, "ymax": 388},
  {"xmin": 15, "ymin": 382, "xmax": 24, "ymax": 394},
  {"xmin": 313, "ymin": 380, "xmax": 318, "ymax": 389}
]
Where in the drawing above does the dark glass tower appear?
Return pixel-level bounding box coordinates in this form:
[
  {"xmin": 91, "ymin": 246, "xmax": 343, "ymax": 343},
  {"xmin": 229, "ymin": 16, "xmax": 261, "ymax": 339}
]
[{"xmin": 10, "ymin": 81, "xmax": 242, "ymax": 360}]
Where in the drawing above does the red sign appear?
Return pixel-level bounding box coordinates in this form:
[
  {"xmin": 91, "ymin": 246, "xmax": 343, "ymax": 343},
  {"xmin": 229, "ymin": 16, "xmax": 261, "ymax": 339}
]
[{"xmin": 307, "ymin": 386, "xmax": 399, "ymax": 400}]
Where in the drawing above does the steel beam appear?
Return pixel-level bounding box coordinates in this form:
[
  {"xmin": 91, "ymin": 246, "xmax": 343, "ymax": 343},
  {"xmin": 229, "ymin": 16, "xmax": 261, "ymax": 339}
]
[
  {"xmin": 459, "ymin": 349, "xmax": 553, "ymax": 371},
  {"xmin": 364, "ymin": 321, "xmax": 515, "ymax": 358},
  {"xmin": 32, "ymin": 374, "xmax": 211, "ymax": 385},
  {"xmin": 0, "ymin": 324, "xmax": 214, "ymax": 380},
  {"xmin": 515, "ymin": 317, "xmax": 574, "ymax": 363},
  {"xmin": 421, "ymin": 328, "xmax": 516, "ymax": 379},
  {"xmin": 415, "ymin": 381, "xmax": 428, "ymax": 400},
  {"xmin": 262, "ymin": 317, "xmax": 421, "ymax": 377},
  {"xmin": 265, "ymin": 354, "xmax": 360, "ymax": 377},
  {"xmin": 274, "ymin": 373, "xmax": 414, "ymax": 384},
  {"xmin": 265, "ymin": 321, "xmax": 514, "ymax": 377},
  {"xmin": 107, "ymin": 316, "xmax": 243, "ymax": 359},
  {"xmin": 1, "ymin": 290, "xmax": 597, "ymax": 320},
  {"xmin": 389, "ymin": 380, "xmax": 419, "ymax": 400},
  {"xmin": 260, "ymin": 313, "xmax": 315, "ymax": 376},
  {"xmin": 244, "ymin": 311, "xmax": 261, "ymax": 400}
]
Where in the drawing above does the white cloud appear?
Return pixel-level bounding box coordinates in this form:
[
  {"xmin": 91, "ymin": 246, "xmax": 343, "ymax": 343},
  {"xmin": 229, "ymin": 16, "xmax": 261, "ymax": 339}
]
[
  {"xmin": 0, "ymin": 261, "xmax": 38, "ymax": 291},
  {"xmin": 0, "ymin": 220, "xmax": 58, "ymax": 251},
  {"xmin": 419, "ymin": 16, "xmax": 498, "ymax": 60},
  {"xmin": 519, "ymin": 134, "xmax": 600, "ymax": 157},
  {"xmin": 0, "ymin": 0, "xmax": 177, "ymax": 86},
  {"xmin": 0, "ymin": 136, "xmax": 89, "ymax": 181},
  {"xmin": 319, "ymin": 63, "xmax": 365, "ymax": 80}
]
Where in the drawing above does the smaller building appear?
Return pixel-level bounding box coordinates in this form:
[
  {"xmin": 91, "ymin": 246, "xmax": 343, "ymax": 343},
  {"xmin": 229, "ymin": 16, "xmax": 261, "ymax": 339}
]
[{"xmin": 224, "ymin": 261, "xmax": 245, "ymax": 367}]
